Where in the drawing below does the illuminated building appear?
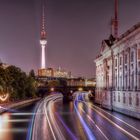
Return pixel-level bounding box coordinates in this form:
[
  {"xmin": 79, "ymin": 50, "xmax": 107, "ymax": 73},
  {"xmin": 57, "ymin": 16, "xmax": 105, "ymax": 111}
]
[
  {"xmin": 38, "ymin": 67, "xmax": 72, "ymax": 79},
  {"xmin": 67, "ymin": 78, "xmax": 96, "ymax": 87},
  {"xmin": 67, "ymin": 78, "xmax": 85, "ymax": 87},
  {"xmin": 95, "ymin": 23, "xmax": 140, "ymax": 118},
  {"xmin": 85, "ymin": 78, "xmax": 96, "ymax": 87}
]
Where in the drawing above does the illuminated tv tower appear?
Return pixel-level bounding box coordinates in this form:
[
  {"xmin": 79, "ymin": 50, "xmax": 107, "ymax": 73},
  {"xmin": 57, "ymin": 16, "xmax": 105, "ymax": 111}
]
[{"xmin": 40, "ymin": 3, "xmax": 47, "ymax": 69}]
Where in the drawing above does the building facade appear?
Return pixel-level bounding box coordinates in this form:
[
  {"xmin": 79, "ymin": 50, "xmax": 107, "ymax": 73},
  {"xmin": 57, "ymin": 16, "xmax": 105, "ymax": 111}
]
[
  {"xmin": 67, "ymin": 78, "xmax": 96, "ymax": 87},
  {"xmin": 95, "ymin": 23, "xmax": 140, "ymax": 118},
  {"xmin": 38, "ymin": 67, "xmax": 72, "ymax": 79}
]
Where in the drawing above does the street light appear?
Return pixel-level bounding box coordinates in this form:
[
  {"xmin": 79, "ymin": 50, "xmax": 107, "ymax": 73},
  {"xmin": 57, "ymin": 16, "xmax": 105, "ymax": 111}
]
[
  {"xmin": 50, "ymin": 88, "xmax": 54, "ymax": 92},
  {"xmin": 0, "ymin": 93, "xmax": 9, "ymax": 102},
  {"xmin": 78, "ymin": 87, "xmax": 83, "ymax": 91}
]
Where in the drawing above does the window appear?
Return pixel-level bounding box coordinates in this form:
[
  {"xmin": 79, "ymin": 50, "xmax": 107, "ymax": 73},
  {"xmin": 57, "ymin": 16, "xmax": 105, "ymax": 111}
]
[
  {"xmin": 123, "ymin": 93, "xmax": 126, "ymax": 104},
  {"xmin": 138, "ymin": 49, "xmax": 140, "ymax": 60},
  {"xmin": 131, "ymin": 51, "xmax": 134, "ymax": 62},
  {"xmin": 114, "ymin": 92, "xmax": 116, "ymax": 102},
  {"xmin": 125, "ymin": 65, "xmax": 127, "ymax": 71},
  {"xmin": 120, "ymin": 57, "xmax": 122, "ymax": 65},
  {"xmin": 131, "ymin": 64, "xmax": 134, "ymax": 69},
  {"xmin": 131, "ymin": 73, "xmax": 134, "ymax": 90},
  {"xmin": 125, "ymin": 75, "xmax": 128, "ymax": 89},
  {"xmin": 120, "ymin": 76, "xmax": 122, "ymax": 89},
  {"xmin": 118, "ymin": 93, "xmax": 120, "ymax": 102},
  {"xmin": 115, "ymin": 76, "xmax": 117, "ymax": 88},
  {"xmin": 136, "ymin": 94, "xmax": 139, "ymax": 106},
  {"xmin": 129, "ymin": 93, "xmax": 132, "ymax": 105},
  {"xmin": 115, "ymin": 59, "xmax": 117, "ymax": 67},
  {"xmin": 125, "ymin": 54, "xmax": 127, "ymax": 64}
]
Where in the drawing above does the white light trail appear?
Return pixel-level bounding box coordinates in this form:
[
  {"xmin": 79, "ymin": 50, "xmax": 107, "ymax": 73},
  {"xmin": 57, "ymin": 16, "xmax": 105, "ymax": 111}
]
[
  {"xmin": 74, "ymin": 94, "xmax": 96, "ymax": 140},
  {"xmin": 81, "ymin": 99, "xmax": 139, "ymax": 140}
]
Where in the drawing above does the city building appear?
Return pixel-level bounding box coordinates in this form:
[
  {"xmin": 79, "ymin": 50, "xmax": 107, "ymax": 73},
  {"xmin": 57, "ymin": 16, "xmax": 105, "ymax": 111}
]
[
  {"xmin": 95, "ymin": 22, "xmax": 140, "ymax": 118},
  {"xmin": 38, "ymin": 67, "xmax": 72, "ymax": 79},
  {"xmin": 67, "ymin": 77, "xmax": 96, "ymax": 87},
  {"xmin": 85, "ymin": 78, "xmax": 96, "ymax": 87},
  {"xmin": 67, "ymin": 78, "xmax": 85, "ymax": 87}
]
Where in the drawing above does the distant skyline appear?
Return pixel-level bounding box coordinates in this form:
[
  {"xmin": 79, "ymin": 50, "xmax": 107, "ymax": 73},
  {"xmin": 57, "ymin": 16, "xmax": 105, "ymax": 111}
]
[{"xmin": 0, "ymin": 0, "xmax": 140, "ymax": 78}]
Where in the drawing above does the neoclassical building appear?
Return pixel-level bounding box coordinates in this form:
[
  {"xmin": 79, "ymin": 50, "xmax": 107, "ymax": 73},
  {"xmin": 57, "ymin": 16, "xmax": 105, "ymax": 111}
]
[{"xmin": 95, "ymin": 23, "xmax": 140, "ymax": 118}]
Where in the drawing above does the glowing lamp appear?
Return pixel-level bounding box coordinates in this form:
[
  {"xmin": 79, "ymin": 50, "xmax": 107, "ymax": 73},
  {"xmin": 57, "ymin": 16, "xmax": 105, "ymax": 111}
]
[
  {"xmin": 50, "ymin": 88, "xmax": 54, "ymax": 92},
  {"xmin": 78, "ymin": 88, "xmax": 83, "ymax": 91},
  {"xmin": 0, "ymin": 93, "xmax": 9, "ymax": 102}
]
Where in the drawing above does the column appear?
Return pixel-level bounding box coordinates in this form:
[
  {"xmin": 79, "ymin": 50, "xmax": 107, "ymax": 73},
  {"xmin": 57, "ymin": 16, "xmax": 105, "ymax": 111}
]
[
  {"xmin": 122, "ymin": 51, "xmax": 124, "ymax": 90},
  {"xmin": 134, "ymin": 45, "xmax": 137, "ymax": 90},
  {"xmin": 128, "ymin": 48, "xmax": 130, "ymax": 90}
]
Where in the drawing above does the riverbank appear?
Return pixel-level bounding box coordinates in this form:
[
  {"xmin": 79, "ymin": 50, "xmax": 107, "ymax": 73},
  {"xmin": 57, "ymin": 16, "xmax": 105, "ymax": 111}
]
[{"xmin": 0, "ymin": 98, "xmax": 40, "ymax": 114}]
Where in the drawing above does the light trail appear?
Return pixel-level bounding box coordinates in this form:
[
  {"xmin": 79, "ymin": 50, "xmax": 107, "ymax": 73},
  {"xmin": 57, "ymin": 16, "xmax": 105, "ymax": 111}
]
[
  {"xmin": 91, "ymin": 104, "xmax": 140, "ymax": 134},
  {"xmin": 74, "ymin": 94, "xmax": 96, "ymax": 140},
  {"xmin": 79, "ymin": 103, "xmax": 109, "ymax": 140},
  {"xmin": 78, "ymin": 93, "xmax": 109, "ymax": 140},
  {"xmin": 43, "ymin": 94, "xmax": 65, "ymax": 140},
  {"xmin": 82, "ymin": 93, "xmax": 140, "ymax": 135},
  {"xmin": 80, "ymin": 93, "xmax": 139, "ymax": 140},
  {"xmin": 55, "ymin": 112, "xmax": 78, "ymax": 140},
  {"xmin": 26, "ymin": 101, "xmax": 40, "ymax": 140}
]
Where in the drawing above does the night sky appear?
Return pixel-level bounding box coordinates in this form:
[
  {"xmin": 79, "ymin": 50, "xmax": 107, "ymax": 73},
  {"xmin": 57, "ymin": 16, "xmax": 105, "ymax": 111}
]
[{"xmin": 0, "ymin": 0, "xmax": 140, "ymax": 78}]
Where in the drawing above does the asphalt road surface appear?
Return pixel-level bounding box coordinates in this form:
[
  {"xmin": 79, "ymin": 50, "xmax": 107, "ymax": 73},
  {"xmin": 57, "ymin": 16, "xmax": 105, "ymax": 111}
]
[{"xmin": 31, "ymin": 93, "xmax": 140, "ymax": 140}]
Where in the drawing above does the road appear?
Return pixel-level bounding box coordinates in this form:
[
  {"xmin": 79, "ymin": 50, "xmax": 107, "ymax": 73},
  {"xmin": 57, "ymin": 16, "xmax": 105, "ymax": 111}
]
[
  {"xmin": 0, "ymin": 101, "xmax": 37, "ymax": 140},
  {"xmin": 31, "ymin": 93, "xmax": 140, "ymax": 140}
]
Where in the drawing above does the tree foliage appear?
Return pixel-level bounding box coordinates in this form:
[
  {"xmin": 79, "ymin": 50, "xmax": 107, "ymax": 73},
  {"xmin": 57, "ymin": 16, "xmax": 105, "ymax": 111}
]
[{"xmin": 0, "ymin": 66, "xmax": 37, "ymax": 101}]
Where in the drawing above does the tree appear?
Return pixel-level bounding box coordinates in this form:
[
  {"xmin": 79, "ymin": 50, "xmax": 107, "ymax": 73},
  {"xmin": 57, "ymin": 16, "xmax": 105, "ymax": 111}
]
[{"xmin": 29, "ymin": 69, "xmax": 35, "ymax": 79}]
